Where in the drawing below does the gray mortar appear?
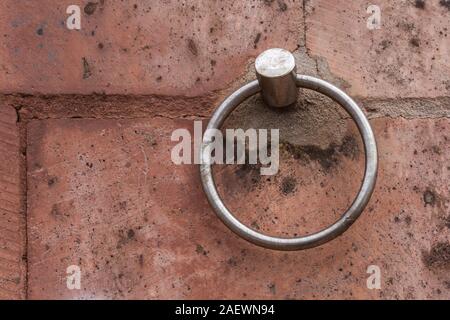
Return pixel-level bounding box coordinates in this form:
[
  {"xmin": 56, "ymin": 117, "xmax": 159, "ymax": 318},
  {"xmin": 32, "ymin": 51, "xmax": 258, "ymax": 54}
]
[
  {"xmin": 224, "ymin": 47, "xmax": 352, "ymax": 149},
  {"xmin": 223, "ymin": 46, "xmax": 450, "ymax": 149},
  {"xmin": 362, "ymin": 97, "xmax": 450, "ymax": 119}
]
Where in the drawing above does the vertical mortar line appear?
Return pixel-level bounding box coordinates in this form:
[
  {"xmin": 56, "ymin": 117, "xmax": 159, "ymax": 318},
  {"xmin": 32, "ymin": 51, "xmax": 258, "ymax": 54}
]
[
  {"xmin": 302, "ymin": 0, "xmax": 309, "ymax": 54},
  {"xmin": 16, "ymin": 109, "xmax": 28, "ymax": 300}
]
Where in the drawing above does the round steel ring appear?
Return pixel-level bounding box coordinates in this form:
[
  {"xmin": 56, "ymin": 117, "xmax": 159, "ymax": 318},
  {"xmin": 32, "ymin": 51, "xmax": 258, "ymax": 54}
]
[{"xmin": 200, "ymin": 75, "xmax": 378, "ymax": 251}]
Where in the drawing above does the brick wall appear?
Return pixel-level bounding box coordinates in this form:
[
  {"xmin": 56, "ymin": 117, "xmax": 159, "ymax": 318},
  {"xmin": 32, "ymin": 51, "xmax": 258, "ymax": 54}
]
[{"xmin": 0, "ymin": 0, "xmax": 449, "ymax": 299}]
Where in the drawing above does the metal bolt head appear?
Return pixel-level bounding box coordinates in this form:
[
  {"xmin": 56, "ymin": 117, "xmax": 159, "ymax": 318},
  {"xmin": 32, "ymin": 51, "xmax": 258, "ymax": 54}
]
[{"xmin": 255, "ymin": 48, "xmax": 297, "ymax": 108}]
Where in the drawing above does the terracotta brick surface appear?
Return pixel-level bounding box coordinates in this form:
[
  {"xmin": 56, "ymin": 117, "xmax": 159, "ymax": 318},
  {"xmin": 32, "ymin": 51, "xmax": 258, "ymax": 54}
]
[
  {"xmin": 0, "ymin": 0, "xmax": 302, "ymax": 96},
  {"xmin": 26, "ymin": 116, "xmax": 449, "ymax": 299},
  {"xmin": 2, "ymin": 0, "xmax": 449, "ymax": 301},
  {"xmin": 0, "ymin": 105, "xmax": 26, "ymax": 300},
  {"xmin": 306, "ymin": 0, "xmax": 450, "ymax": 98}
]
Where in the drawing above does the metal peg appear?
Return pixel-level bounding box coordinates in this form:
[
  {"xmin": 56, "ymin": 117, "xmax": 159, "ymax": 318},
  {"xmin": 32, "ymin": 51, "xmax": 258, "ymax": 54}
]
[{"xmin": 255, "ymin": 48, "xmax": 297, "ymax": 108}]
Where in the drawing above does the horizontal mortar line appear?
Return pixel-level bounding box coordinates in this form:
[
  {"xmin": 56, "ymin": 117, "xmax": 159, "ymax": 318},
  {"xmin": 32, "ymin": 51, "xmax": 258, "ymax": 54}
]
[
  {"xmin": 3, "ymin": 94, "xmax": 450, "ymax": 120},
  {"xmin": 17, "ymin": 109, "xmax": 450, "ymax": 122},
  {"xmin": 366, "ymin": 114, "xmax": 450, "ymax": 120},
  {"xmin": 21, "ymin": 112, "xmax": 209, "ymax": 122}
]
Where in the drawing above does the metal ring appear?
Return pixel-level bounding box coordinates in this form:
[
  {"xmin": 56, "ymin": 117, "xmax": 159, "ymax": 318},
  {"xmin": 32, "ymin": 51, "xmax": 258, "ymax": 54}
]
[{"xmin": 200, "ymin": 75, "xmax": 378, "ymax": 251}]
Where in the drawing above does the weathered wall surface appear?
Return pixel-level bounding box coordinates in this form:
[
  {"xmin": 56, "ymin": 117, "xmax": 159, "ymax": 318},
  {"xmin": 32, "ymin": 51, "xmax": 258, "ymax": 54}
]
[
  {"xmin": 0, "ymin": 0, "xmax": 449, "ymax": 299},
  {"xmin": 0, "ymin": 0, "xmax": 302, "ymax": 96},
  {"xmin": 0, "ymin": 105, "xmax": 26, "ymax": 299},
  {"xmin": 306, "ymin": 0, "xmax": 450, "ymax": 98}
]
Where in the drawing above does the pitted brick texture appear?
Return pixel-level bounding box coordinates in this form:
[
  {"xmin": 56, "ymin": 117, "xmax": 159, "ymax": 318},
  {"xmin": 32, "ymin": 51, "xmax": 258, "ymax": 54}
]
[
  {"xmin": 26, "ymin": 116, "xmax": 449, "ymax": 299},
  {"xmin": 0, "ymin": 0, "xmax": 302, "ymax": 96}
]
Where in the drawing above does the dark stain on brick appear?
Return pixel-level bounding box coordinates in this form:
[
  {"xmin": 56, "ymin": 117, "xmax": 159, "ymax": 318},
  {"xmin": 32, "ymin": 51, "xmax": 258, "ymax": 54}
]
[
  {"xmin": 277, "ymin": 0, "xmax": 288, "ymax": 11},
  {"xmin": 414, "ymin": 0, "xmax": 426, "ymax": 9},
  {"xmin": 117, "ymin": 228, "xmax": 136, "ymax": 248},
  {"xmin": 50, "ymin": 204, "xmax": 59, "ymax": 219},
  {"xmin": 253, "ymin": 33, "xmax": 262, "ymax": 48},
  {"xmin": 47, "ymin": 176, "xmax": 58, "ymax": 187},
  {"xmin": 127, "ymin": 228, "xmax": 135, "ymax": 239},
  {"xmin": 283, "ymin": 143, "xmax": 337, "ymax": 171},
  {"xmin": 196, "ymin": 244, "xmax": 208, "ymax": 256},
  {"xmin": 36, "ymin": 27, "xmax": 44, "ymax": 36},
  {"xmin": 82, "ymin": 57, "xmax": 92, "ymax": 79},
  {"xmin": 280, "ymin": 176, "xmax": 297, "ymax": 195},
  {"xmin": 439, "ymin": 0, "xmax": 450, "ymax": 10},
  {"xmin": 444, "ymin": 216, "xmax": 450, "ymax": 229},
  {"xmin": 338, "ymin": 136, "xmax": 359, "ymax": 160},
  {"xmin": 410, "ymin": 37, "xmax": 420, "ymax": 47},
  {"xmin": 431, "ymin": 145, "xmax": 441, "ymax": 155},
  {"xmin": 251, "ymin": 220, "xmax": 260, "ymax": 230},
  {"xmin": 119, "ymin": 201, "xmax": 127, "ymax": 210},
  {"xmin": 423, "ymin": 189, "xmax": 436, "ymax": 207},
  {"xmin": 404, "ymin": 215, "xmax": 412, "ymax": 226},
  {"xmin": 227, "ymin": 257, "xmax": 238, "ymax": 267},
  {"xmin": 268, "ymin": 283, "xmax": 276, "ymax": 294},
  {"xmin": 235, "ymin": 163, "xmax": 261, "ymax": 185},
  {"xmin": 84, "ymin": 2, "xmax": 98, "ymax": 15},
  {"xmin": 50, "ymin": 203, "xmax": 69, "ymax": 220},
  {"xmin": 379, "ymin": 39, "xmax": 392, "ymax": 50},
  {"xmin": 187, "ymin": 39, "xmax": 198, "ymax": 56},
  {"xmin": 422, "ymin": 243, "xmax": 450, "ymax": 268},
  {"xmin": 281, "ymin": 135, "xmax": 359, "ymax": 172}
]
